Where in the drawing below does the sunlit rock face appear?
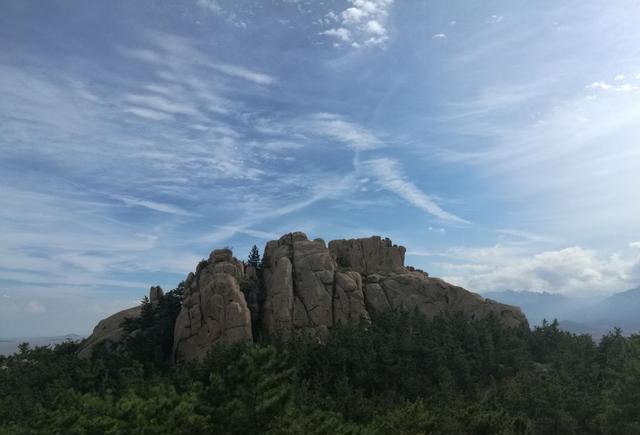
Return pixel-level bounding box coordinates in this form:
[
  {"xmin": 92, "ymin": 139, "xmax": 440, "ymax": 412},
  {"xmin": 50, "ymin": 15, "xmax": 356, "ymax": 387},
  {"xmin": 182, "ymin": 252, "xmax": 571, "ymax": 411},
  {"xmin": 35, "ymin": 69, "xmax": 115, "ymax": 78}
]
[
  {"xmin": 173, "ymin": 249, "xmax": 253, "ymax": 362},
  {"xmin": 84, "ymin": 232, "xmax": 528, "ymax": 362},
  {"xmin": 257, "ymin": 232, "xmax": 527, "ymax": 342}
]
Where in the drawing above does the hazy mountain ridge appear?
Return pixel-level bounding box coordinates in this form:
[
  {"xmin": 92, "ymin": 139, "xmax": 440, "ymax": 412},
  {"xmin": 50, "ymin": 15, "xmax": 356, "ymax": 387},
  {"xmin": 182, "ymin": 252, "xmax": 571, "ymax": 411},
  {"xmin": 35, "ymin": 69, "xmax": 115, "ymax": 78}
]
[{"xmin": 484, "ymin": 287, "xmax": 640, "ymax": 337}]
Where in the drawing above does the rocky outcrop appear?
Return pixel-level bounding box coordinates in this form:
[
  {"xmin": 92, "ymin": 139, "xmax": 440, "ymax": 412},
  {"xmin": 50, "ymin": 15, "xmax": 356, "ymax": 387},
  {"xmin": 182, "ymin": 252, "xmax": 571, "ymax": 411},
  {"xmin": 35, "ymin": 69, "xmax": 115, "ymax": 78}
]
[
  {"xmin": 261, "ymin": 232, "xmax": 336, "ymax": 337},
  {"xmin": 329, "ymin": 236, "xmax": 406, "ymax": 275},
  {"xmin": 173, "ymin": 249, "xmax": 253, "ymax": 362},
  {"xmin": 149, "ymin": 285, "xmax": 164, "ymax": 302},
  {"xmin": 77, "ymin": 285, "xmax": 165, "ymax": 358},
  {"xmin": 84, "ymin": 232, "xmax": 528, "ymax": 362},
  {"xmin": 256, "ymin": 232, "xmax": 526, "ymax": 342}
]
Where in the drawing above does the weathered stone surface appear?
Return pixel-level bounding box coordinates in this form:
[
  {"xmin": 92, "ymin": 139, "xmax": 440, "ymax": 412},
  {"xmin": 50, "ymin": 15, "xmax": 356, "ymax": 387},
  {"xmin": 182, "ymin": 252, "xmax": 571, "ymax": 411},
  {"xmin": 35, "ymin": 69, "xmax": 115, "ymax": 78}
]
[
  {"xmin": 329, "ymin": 236, "xmax": 406, "ymax": 275},
  {"xmin": 84, "ymin": 232, "xmax": 528, "ymax": 363},
  {"xmin": 78, "ymin": 284, "xmax": 170, "ymax": 358},
  {"xmin": 210, "ymin": 248, "xmax": 232, "ymax": 263},
  {"xmin": 262, "ymin": 256, "xmax": 294, "ymax": 333},
  {"xmin": 77, "ymin": 305, "xmax": 141, "ymax": 358},
  {"xmin": 262, "ymin": 232, "xmax": 337, "ymax": 336},
  {"xmin": 260, "ymin": 233, "xmax": 526, "ymax": 336},
  {"xmin": 292, "ymin": 239, "xmax": 334, "ymax": 327},
  {"xmin": 334, "ymin": 271, "xmax": 369, "ymax": 325},
  {"xmin": 173, "ymin": 249, "xmax": 252, "ymax": 362},
  {"xmin": 149, "ymin": 285, "xmax": 164, "ymax": 303},
  {"xmin": 364, "ymin": 272, "xmax": 527, "ymax": 327},
  {"xmin": 363, "ymin": 282, "xmax": 391, "ymax": 314}
]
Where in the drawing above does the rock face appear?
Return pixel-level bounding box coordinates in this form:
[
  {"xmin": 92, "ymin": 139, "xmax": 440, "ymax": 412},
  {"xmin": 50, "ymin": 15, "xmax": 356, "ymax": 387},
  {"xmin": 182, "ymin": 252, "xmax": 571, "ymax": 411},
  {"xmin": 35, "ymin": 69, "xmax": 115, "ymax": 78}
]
[
  {"xmin": 77, "ymin": 285, "xmax": 164, "ymax": 358},
  {"xmin": 256, "ymin": 232, "xmax": 526, "ymax": 342},
  {"xmin": 84, "ymin": 232, "xmax": 528, "ymax": 362},
  {"xmin": 173, "ymin": 249, "xmax": 253, "ymax": 362},
  {"xmin": 329, "ymin": 236, "xmax": 406, "ymax": 275}
]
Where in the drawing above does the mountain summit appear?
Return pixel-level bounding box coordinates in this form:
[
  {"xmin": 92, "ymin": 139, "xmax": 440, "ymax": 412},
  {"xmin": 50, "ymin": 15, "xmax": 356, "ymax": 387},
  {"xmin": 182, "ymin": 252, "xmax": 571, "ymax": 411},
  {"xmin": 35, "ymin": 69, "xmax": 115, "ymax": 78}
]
[{"xmin": 80, "ymin": 233, "xmax": 528, "ymax": 361}]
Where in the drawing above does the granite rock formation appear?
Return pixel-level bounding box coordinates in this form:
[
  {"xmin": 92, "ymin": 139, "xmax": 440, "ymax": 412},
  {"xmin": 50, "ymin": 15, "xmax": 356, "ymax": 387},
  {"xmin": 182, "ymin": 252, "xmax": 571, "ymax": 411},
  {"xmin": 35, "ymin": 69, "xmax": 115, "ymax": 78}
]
[
  {"xmin": 81, "ymin": 232, "xmax": 528, "ymax": 362},
  {"xmin": 77, "ymin": 286, "xmax": 164, "ymax": 358},
  {"xmin": 172, "ymin": 248, "xmax": 253, "ymax": 362}
]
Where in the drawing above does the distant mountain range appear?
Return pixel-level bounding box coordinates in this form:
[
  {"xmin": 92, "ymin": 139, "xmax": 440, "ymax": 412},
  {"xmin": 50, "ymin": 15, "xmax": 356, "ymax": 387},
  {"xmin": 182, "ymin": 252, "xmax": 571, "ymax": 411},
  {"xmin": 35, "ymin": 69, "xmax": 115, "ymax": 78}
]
[{"xmin": 483, "ymin": 287, "xmax": 640, "ymax": 338}]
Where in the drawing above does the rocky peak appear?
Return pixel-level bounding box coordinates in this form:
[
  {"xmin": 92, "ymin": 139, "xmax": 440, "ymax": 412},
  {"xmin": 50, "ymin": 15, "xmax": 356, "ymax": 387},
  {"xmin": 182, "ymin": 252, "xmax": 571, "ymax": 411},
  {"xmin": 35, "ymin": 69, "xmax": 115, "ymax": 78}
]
[
  {"xmin": 80, "ymin": 232, "xmax": 528, "ymax": 362},
  {"xmin": 328, "ymin": 236, "xmax": 406, "ymax": 275},
  {"xmin": 172, "ymin": 249, "xmax": 252, "ymax": 362},
  {"xmin": 149, "ymin": 285, "xmax": 164, "ymax": 303}
]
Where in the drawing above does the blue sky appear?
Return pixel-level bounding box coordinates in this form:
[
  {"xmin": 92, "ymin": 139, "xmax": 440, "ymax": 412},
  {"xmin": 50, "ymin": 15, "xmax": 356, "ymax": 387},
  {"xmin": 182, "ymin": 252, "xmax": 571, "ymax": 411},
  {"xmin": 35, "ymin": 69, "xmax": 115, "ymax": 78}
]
[{"xmin": 1, "ymin": 0, "xmax": 640, "ymax": 336}]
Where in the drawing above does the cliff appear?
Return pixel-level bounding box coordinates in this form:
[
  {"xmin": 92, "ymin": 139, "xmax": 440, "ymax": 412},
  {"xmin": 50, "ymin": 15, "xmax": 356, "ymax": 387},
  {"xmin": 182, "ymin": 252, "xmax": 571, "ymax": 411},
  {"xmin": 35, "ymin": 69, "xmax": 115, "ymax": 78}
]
[{"xmin": 79, "ymin": 232, "xmax": 528, "ymax": 361}]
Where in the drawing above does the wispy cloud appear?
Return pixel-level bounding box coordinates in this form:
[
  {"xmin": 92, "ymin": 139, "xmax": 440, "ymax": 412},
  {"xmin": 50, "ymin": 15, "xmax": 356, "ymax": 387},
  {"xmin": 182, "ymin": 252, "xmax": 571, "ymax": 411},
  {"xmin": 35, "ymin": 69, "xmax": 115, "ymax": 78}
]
[
  {"xmin": 116, "ymin": 196, "xmax": 196, "ymax": 216},
  {"xmin": 209, "ymin": 63, "xmax": 274, "ymax": 85},
  {"xmin": 362, "ymin": 158, "xmax": 469, "ymax": 224},
  {"xmin": 306, "ymin": 113, "xmax": 383, "ymax": 150}
]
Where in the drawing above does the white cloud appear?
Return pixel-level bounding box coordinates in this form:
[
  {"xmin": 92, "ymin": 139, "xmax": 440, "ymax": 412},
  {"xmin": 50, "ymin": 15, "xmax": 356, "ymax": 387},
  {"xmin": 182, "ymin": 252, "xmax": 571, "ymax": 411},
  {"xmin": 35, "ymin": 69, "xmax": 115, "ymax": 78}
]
[
  {"xmin": 614, "ymin": 74, "xmax": 625, "ymax": 81},
  {"xmin": 117, "ymin": 196, "xmax": 196, "ymax": 216},
  {"xmin": 124, "ymin": 106, "xmax": 173, "ymax": 121},
  {"xmin": 366, "ymin": 20, "xmax": 386, "ymax": 36},
  {"xmin": 321, "ymin": 27, "xmax": 352, "ymax": 42},
  {"xmin": 588, "ymin": 80, "xmax": 639, "ymax": 93},
  {"xmin": 363, "ymin": 158, "xmax": 469, "ymax": 224},
  {"xmin": 432, "ymin": 33, "xmax": 447, "ymax": 39},
  {"xmin": 196, "ymin": 0, "xmax": 222, "ymax": 13},
  {"xmin": 496, "ymin": 229, "xmax": 554, "ymax": 244},
  {"xmin": 215, "ymin": 226, "xmax": 280, "ymax": 241},
  {"xmin": 616, "ymin": 83, "xmax": 639, "ymax": 92},
  {"xmin": 306, "ymin": 113, "xmax": 383, "ymax": 150},
  {"xmin": 487, "ymin": 15, "xmax": 504, "ymax": 24},
  {"xmin": 439, "ymin": 244, "xmax": 640, "ymax": 295},
  {"xmin": 321, "ymin": 0, "xmax": 394, "ymax": 47},
  {"xmin": 196, "ymin": 0, "xmax": 247, "ymax": 28},
  {"xmin": 210, "ymin": 63, "xmax": 274, "ymax": 85}
]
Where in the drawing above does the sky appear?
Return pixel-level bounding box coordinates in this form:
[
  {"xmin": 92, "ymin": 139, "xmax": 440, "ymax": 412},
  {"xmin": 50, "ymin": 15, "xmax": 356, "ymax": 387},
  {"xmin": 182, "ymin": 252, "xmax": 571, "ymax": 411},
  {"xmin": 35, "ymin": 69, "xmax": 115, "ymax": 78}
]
[{"xmin": 1, "ymin": 0, "xmax": 640, "ymax": 336}]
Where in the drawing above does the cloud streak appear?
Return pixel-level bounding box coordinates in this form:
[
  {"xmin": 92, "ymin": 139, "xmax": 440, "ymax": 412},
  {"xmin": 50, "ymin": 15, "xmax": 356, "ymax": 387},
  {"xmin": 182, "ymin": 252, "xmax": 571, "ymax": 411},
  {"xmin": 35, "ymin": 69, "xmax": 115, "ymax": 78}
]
[{"xmin": 363, "ymin": 158, "xmax": 469, "ymax": 224}]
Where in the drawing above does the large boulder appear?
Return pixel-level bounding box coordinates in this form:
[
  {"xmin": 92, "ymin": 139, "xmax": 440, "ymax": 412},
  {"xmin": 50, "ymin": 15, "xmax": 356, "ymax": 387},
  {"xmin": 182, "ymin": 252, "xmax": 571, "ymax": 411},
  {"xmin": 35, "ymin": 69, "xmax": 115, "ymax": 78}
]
[
  {"xmin": 328, "ymin": 236, "xmax": 406, "ymax": 275},
  {"xmin": 173, "ymin": 250, "xmax": 252, "ymax": 362},
  {"xmin": 77, "ymin": 305, "xmax": 141, "ymax": 359},
  {"xmin": 77, "ymin": 284, "xmax": 165, "ymax": 358},
  {"xmin": 363, "ymin": 271, "xmax": 526, "ymax": 327}
]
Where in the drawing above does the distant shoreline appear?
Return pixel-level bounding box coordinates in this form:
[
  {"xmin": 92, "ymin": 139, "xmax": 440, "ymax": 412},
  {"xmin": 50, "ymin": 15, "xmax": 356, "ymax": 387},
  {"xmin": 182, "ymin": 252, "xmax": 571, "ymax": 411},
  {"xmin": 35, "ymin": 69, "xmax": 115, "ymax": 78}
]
[{"xmin": 0, "ymin": 335, "xmax": 85, "ymax": 356}]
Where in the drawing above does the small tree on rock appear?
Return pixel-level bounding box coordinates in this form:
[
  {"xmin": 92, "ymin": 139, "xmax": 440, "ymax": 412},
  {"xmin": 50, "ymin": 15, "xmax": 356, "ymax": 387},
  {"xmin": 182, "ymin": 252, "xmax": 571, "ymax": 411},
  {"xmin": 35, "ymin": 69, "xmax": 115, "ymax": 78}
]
[{"xmin": 248, "ymin": 245, "xmax": 261, "ymax": 269}]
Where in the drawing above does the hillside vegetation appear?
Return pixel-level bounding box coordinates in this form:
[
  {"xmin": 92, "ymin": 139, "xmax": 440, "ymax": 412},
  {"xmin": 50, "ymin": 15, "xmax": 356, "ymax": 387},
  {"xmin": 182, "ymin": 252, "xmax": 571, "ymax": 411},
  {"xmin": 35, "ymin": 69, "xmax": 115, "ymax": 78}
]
[{"xmin": 2, "ymin": 304, "xmax": 640, "ymax": 434}]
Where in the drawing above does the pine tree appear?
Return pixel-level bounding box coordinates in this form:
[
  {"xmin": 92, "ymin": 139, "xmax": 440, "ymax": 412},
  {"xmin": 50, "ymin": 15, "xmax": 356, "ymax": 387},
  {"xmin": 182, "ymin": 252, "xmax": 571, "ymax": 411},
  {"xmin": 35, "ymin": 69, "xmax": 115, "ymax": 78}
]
[{"xmin": 248, "ymin": 245, "xmax": 261, "ymax": 269}]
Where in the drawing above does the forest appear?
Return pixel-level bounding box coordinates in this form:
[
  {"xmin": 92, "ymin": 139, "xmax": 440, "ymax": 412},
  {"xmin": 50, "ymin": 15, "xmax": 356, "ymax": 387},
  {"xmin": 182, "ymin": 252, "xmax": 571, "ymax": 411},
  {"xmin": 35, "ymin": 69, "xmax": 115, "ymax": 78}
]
[{"xmin": 1, "ymin": 283, "xmax": 640, "ymax": 434}]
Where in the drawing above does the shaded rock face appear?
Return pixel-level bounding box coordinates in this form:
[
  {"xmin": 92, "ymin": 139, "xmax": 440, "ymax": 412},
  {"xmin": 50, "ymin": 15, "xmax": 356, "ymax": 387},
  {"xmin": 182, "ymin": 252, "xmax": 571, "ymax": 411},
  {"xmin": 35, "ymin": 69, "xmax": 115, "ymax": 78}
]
[
  {"xmin": 328, "ymin": 236, "xmax": 406, "ymax": 275},
  {"xmin": 173, "ymin": 249, "xmax": 252, "ymax": 362},
  {"xmin": 77, "ymin": 286, "xmax": 163, "ymax": 358},
  {"xmin": 149, "ymin": 285, "xmax": 164, "ymax": 303}
]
